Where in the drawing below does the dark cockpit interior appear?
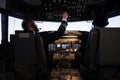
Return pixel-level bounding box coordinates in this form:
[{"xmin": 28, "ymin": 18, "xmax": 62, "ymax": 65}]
[{"xmin": 0, "ymin": 0, "xmax": 120, "ymax": 80}]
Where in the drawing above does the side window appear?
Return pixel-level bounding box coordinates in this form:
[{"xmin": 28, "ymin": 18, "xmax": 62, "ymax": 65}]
[
  {"xmin": 8, "ymin": 16, "xmax": 23, "ymax": 42},
  {"xmin": 106, "ymin": 15, "xmax": 120, "ymax": 27}
]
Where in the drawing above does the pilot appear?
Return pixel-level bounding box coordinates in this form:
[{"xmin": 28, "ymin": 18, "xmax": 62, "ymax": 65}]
[{"xmin": 21, "ymin": 11, "xmax": 68, "ymax": 70}]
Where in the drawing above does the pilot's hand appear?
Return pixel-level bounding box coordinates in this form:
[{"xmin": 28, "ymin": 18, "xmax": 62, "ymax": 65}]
[{"xmin": 62, "ymin": 12, "xmax": 68, "ymax": 21}]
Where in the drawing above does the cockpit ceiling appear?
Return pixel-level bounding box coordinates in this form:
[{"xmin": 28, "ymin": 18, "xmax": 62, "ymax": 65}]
[
  {"xmin": 24, "ymin": 0, "xmax": 41, "ymax": 5},
  {"xmin": 6, "ymin": 0, "xmax": 120, "ymax": 21}
]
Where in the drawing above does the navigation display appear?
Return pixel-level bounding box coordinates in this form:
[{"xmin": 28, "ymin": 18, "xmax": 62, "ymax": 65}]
[{"xmin": 48, "ymin": 44, "xmax": 56, "ymax": 51}]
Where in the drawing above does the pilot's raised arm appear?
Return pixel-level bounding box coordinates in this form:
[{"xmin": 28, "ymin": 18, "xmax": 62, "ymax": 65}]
[{"xmin": 40, "ymin": 11, "xmax": 68, "ymax": 43}]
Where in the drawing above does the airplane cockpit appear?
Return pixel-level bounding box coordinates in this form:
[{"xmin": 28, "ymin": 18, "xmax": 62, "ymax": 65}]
[{"xmin": 0, "ymin": 0, "xmax": 120, "ymax": 80}]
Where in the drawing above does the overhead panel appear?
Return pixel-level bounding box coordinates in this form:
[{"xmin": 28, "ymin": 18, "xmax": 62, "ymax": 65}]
[
  {"xmin": 5, "ymin": 0, "xmax": 120, "ymax": 21},
  {"xmin": 42, "ymin": 0, "xmax": 89, "ymax": 21}
]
